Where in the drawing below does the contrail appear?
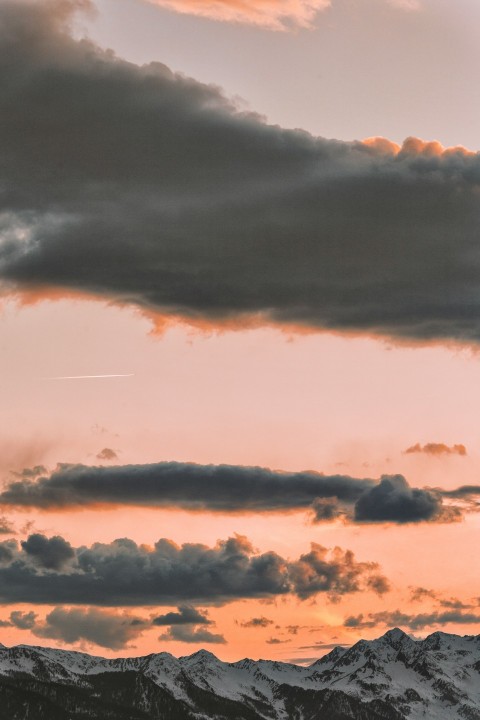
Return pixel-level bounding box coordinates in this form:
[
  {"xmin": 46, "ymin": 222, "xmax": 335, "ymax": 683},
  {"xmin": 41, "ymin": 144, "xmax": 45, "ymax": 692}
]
[{"xmin": 46, "ymin": 374, "xmax": 135, "ymax": 380}]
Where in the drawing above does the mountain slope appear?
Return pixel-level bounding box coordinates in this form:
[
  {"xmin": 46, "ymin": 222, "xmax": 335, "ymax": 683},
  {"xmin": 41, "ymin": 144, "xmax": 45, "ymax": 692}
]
[{"xmin": 0, "ymin": 629, "xmax": 478, "ymax": 719}]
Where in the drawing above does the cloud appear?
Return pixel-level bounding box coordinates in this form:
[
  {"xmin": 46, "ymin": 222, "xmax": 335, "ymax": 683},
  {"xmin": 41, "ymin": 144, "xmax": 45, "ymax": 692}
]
[
  {"xmin": 153, "ymin": 605, "xmax": 212, "ymax": 626},
  {"xmin": 266, "ymin": 637, "xmax": 288, "ymax": 644},
  {"xmin": 0, "ymin": 516, "xmax": 15, "ymax": 535},
  {"xmin": 33, "ymin": 607, "xmax": 147, "ymax": 650},
  {"xmin": 286, "ymin": 625, "xmax": 300, "ymax": 634},
  {"xmin": 0, "ymin": 461, "xmax": 466, "ymax": 525},
  {"xmin": 439, "ymin": 598, "xmax": 475, "ymax": 610},
  {"xmin": 95, "ymin": 448, "xmax": 118, "ymax": 461},
  {"xmin": 0, "ymin": 2, "xmax": 480, "ymax": 344},
  {"xmin": 344, "ymin": 609, "xmax": 480, "ymax": 631},
  {"xmin": 404, "ymin": 443, "xmax": 467, "ymax": 456},
  {"xmin": 159, "ymin": 626, "xmax": 226, "ymax": 643},
  {"xmin": 354, "ymin": 475, "xmax": 460, "ymax": 524},
  {"xmin": 148, "ymin": 0, "xmax": 419, "ymax": 30},
  {"xmin": 0, "ymin": 533, "xmax": 388, "ymax": 606},
  {"xmin": 440, "ymin": 485, "xmax": 480, "ymax": 500},
  {"xmin": 9, "ymin": 610, "xmax": 38, "ymax": 630},
  {"xmin": 237, "ymin": 616, "xmax": 274, "ymax": 628},
  {"xmin": 409, "ymin": 587, "xmax": 476, "ymax": 610},
  {"xmin": 409, "ymin": 586, "xmax": 437, "ymax": 602},
  {"xmin": 310, "ymin": 498, "xmax": 344, "ymax": 521},
  {"xmin": 0, "ymin": 460, "xmax": 374, "ymax": 512},
  {"xmin": 147, "ymin": 0, "xmax": 330, "ymax": 30},
  {"xmin": 20, "ymin": 533, "xmax": 75, "ymax": 570}
]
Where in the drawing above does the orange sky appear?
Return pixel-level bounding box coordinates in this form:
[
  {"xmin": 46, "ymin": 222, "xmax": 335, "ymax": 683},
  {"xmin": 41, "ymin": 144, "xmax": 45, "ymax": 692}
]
[{"xmin": 0, "ymin": 296, "xmax": 479, "ymax": 658}]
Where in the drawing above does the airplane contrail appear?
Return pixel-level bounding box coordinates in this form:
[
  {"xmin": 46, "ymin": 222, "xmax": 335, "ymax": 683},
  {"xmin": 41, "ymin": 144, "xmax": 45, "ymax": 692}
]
[{"xmin": 46, "ymin": 374, "xmax": 135, "ymax": 380}]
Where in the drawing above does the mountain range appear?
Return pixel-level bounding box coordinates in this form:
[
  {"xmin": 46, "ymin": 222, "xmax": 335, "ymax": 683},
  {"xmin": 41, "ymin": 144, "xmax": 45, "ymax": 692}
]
[{"xmin": 0, "ymin": 628, "xmax": 479, "ymax": 719}]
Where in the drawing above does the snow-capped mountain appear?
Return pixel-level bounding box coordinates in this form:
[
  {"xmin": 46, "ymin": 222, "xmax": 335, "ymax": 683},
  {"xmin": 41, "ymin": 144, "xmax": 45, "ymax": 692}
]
[{"xmin": 0, "ymin": 628, "xmax": 479, "ymax": 719}]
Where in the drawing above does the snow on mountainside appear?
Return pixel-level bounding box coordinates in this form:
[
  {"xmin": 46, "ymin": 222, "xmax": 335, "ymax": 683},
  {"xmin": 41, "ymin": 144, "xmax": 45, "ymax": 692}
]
[{"xmin": 0, "ymin": 629, "xmax": 479, "ymax": 719}]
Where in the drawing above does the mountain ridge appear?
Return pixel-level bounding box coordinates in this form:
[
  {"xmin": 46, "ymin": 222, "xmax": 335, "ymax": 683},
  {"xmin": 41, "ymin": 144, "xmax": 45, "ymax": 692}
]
[{"xmin": 0, "ymin": 628, "xmax": 479, "ymax": 719}]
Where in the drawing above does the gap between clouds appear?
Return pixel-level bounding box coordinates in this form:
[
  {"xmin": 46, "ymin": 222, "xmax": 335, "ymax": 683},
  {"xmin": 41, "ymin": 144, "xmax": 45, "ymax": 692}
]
[{"xmin": 1, "ymin": 1, "xmax": 480, "ymax": 344}]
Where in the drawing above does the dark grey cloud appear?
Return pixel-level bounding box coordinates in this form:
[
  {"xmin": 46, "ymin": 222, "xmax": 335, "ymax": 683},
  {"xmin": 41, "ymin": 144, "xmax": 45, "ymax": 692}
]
[
  {"xmin": 10, "ymin": 610, "xmax": 37, "ymax": 630},
  {"xmin": 0, "ymin": 461, "xmax": 374, "ymax": 512},
  {"xmin": 33, "ymin": 607, "xmax": 147, "ymax": 650},
  {"xmin": 153, "ymin": 605, "xmax": 212, "ymax": 626},
  {"xmin": 21, "ymin": 533, "xmax": 75, "ymax": 570},
  {"xmin": 0, "ymin": 533, "xmax": 388, "ymax": 606},
  {"xmin": 344, "ymin": 609, "xmax": 480, "ymax": 631},
  {"xmin": 2, "ymin": 2, "xmax": 480, "ymax": 343},
  {"xmin": 0, "ymin": 461, "xmax": 465, "ymax": 524},
  {"xmin": 159, "ymin": 625, "xmax": 226, "ymax": 644},
  {"xmin": 266, "ymin": 637, "xmax": 288, "ymax": 645},
  {"xmin": 0, "ymin": 611, "xmax": 37, "ymax": 630},
  {"xmin": 404, "ymin": 443, "xmax": 467, "ymax": 456},
  {"xmin": 354, "ymin": 475, "xmax": 460, "ymax": 523}
]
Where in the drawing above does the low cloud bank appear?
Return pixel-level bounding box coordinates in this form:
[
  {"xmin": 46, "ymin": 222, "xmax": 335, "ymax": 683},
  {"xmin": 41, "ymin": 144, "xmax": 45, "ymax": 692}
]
[
  {"xmin": 0, "ymin": 532, "xmax": 389, "ymax": 605},
  {"xmin": 0, "ymin": 461, "xmax": 467, "ymax": 524}
]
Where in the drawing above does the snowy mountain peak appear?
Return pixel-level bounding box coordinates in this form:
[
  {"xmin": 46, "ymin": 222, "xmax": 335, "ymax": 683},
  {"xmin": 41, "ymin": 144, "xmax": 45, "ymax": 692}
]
[
  {"xmin": 380, "ymin": 627, "xmax": 418, "ymax": 653},
  {"xmin": 382, "ymin": 627, "xmax": 411, "ymax": 643},
  {"xmin": 0, "ymin": 631, "xmax": 479, "ymax": 719},
  {"xmin": 181, "ymin": 648, "xmax": 218, "ymax": 662}
]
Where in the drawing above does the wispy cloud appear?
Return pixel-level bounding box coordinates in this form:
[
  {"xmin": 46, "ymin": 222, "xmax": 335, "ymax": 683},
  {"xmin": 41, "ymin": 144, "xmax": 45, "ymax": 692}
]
[{"xmin": 344, "ymin": 609, "xmax": 480, "ymax": 631}]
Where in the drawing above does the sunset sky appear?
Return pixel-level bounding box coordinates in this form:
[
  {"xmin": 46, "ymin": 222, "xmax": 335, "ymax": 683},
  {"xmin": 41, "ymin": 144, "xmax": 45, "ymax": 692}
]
[{"xmin": 0, "ymin": 0, "xmax": 479, "ymax": 662}]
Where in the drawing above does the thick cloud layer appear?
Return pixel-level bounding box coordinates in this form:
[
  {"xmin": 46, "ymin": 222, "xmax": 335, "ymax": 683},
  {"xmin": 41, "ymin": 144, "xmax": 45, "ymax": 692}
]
[
  {"xmin": 0, "ymin": 533, "xmax": 388, "ymax": 606},
  {"xmin": 0, "ymin": 461, "xmax": 373, "ymax": 512},
  {"xmin": 0, "ymin": 461, "xmax": 463, "ymax": 524},
  {"xmin": 1, "ymin": 1, "xmax": 480, "ymax": 343}
]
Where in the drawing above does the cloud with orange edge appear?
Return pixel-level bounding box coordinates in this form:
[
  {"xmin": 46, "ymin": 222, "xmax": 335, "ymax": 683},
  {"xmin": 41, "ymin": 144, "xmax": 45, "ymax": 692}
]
[
  {"xmin": 404, "ymin": 443, "xmax": 467, "ymax": 457},
  {"xmin": 147, "ymin": 0, "xmax": 329, "ymax": 30},
  {"xmin": 3, "ymin": 1, "xmax": 480, "ymax": 345},
  {"xmin": 145, "ymin": 0, "xmax": 421, "ymax": 30}
]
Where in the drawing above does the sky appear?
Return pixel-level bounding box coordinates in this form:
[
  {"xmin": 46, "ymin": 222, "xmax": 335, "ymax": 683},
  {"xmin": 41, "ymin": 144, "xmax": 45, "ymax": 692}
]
[{"xmin": 0, "ymin": 0, "xmax": 479, "ymax": 661}]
